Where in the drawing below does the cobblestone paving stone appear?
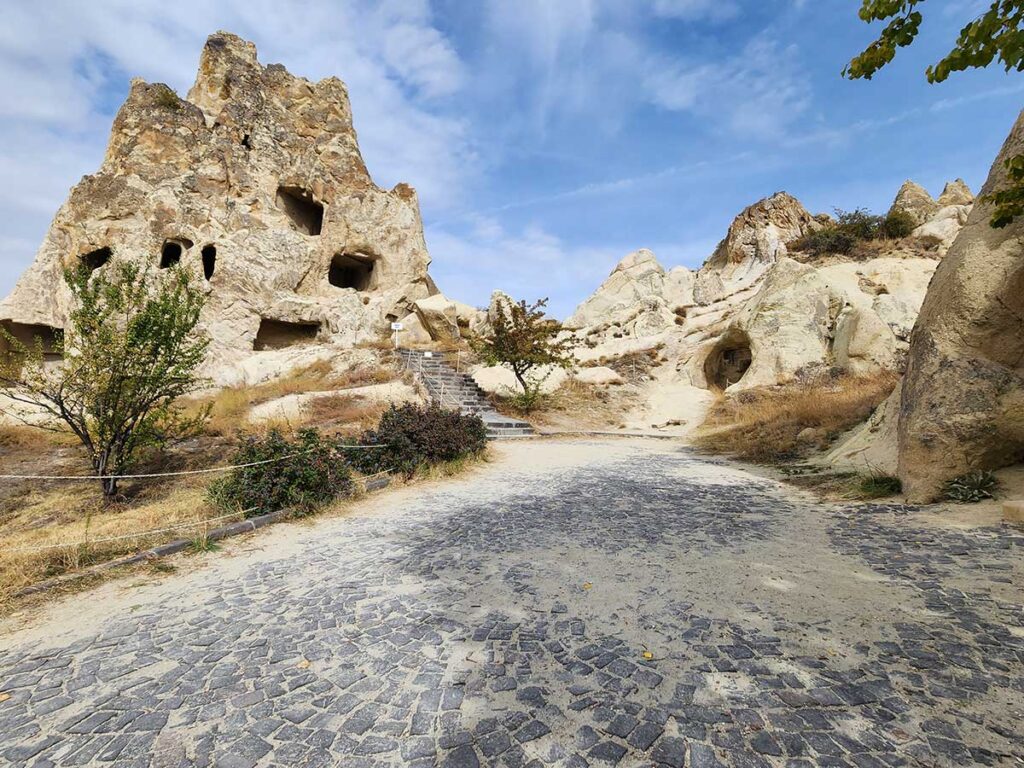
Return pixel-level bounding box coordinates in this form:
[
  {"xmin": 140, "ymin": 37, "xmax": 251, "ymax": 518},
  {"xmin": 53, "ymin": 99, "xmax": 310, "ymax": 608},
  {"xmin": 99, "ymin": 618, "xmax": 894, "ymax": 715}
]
[{"xmin": 0, "ymin": 439, "xmax": 1022, "ymax": 767}]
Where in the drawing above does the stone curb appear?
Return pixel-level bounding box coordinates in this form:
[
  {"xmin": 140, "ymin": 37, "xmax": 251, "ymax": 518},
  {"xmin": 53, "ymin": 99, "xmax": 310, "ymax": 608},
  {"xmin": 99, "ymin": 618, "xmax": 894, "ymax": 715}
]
[{"xmin": 15, "ymin": 476, "xmax": 391, "ymax": 598}]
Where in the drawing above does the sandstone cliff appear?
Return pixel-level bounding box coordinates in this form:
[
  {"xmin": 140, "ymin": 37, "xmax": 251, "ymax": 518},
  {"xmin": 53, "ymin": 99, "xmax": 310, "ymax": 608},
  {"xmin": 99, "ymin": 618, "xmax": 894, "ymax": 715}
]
[
  {"xmin": 898, "ymin": 110, "xmax": 1024, "ymax": 502},
  {"xmin": 0, "ymin": 32, "xmax": 434, "ymax": 385}
]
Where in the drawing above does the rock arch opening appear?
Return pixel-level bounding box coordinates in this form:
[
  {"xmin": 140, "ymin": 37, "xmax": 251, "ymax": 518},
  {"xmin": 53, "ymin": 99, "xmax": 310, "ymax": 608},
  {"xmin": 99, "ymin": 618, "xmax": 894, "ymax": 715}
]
[
  {"xmin": 201, "ymin": 245, "xmax": 217, "ymax": 280},
  {"xmin": 276, "ymin": 186, "xmax": 323, "ymax": 236},
  {"xmin": 328, "ymin": 252, "xmax": 376, "ymax": 291},
  {"xmin": 704, "ymin": 330, "xmax": 753, "ymax": 390},
  {"xmin": 253, "ymin": 319, "xmax": 321, "ymax": 351},
  {"xmin": 81, "ymin": 247, "xmax": 111, "ymax": 272}
]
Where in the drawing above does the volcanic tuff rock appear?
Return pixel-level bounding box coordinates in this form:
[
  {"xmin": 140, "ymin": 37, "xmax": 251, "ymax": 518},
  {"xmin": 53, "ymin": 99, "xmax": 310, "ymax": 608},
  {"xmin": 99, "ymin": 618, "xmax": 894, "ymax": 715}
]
[
  {"xmin": 890, "ymin": 180, "xmax": 940, "ymax": 226},
  {"xmin": 898, "ymin": 109, "xmax": 1024, "ymax": 502},
  {"xmin": 0, "ymin": 32, "xmax": 434, "ymax": 385},
  {"xmin": 693, "ymin": 192, "xmax": 818, "ymax": 305}
]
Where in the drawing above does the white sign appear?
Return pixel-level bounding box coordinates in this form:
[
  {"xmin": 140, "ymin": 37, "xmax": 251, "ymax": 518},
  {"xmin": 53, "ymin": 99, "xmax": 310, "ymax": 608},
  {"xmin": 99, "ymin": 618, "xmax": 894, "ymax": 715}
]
[
  {"xmin": 424, "ymin": 351, "xmax": 434, "ymax": 358},
  {"xmin": 390, "ymin": 322, "xmax": 404, "ymax": 331}
]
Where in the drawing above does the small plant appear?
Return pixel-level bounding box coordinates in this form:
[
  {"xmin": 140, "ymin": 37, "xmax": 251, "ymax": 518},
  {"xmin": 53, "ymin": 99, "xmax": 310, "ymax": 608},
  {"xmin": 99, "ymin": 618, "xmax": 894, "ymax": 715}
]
[
  {"xmin": 189, "ymin": 530, "xmax": 221, "ymax": 553},
  {"xmin": 855, "ymin": 473, "xmax": 902, "ymax": 499},
  {"xmin": 208, "ymin": 428, "xmax": 355, "ymax": 517},
  {"xmin": 154, "ymin": 84, "xmax": 181, "ymax": 111},
  {"xmin": 943, "ymin": 470, "xmax": 999, "ymax": 503},
  {"xmin": 352, "ymin": 403, "xmax": 487, "ymax": 476}
]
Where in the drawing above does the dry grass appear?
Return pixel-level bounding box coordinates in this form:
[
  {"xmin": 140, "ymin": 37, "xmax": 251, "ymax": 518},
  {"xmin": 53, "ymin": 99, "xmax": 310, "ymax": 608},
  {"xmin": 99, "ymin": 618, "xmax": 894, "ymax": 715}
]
[
  {"xmin": 695, "ymin": 370, "xmax": 899, "ymax": 463},
  {"xmin": 0, "ymin": 476, "xmax": 234, "ymax": 608},
  {"xmin": 496, "ymin": 377, "xmax": 638, "ymax": 429},
  {"xmin": 191, "ymin": 361, "xmax": 399, "ymax": 436},
  {"xmin": 307, "ymin": 394, "xmax": 387, "ymax": 437}
]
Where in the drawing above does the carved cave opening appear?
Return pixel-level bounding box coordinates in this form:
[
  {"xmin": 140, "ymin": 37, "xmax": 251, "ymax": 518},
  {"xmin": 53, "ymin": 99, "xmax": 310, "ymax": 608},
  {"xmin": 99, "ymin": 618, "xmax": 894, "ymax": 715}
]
[
  {"xmin": 0, "ymin": 321, "xmax": 63, "ymax": 361},
  {"xmin": 81, "ymin": 247, "xmax": 112, "ymax": 272},
  {"xmin": 328, "ymin": 252, "xmax": 376, "ymax": 291},
  {"xmin": 276, "ymin": 186, "xmax": 324, "ymax": 236},
  {"xmin": 704, "ymin": 330, "xmax": 753, "ymax": 390},
  {"xmin": 253, "ymin": 319, "xmax": 321, "ymax": 351},
  {"xmin": 201, "ymin": 245, "xmax": 217, "ymax": 280},
  {"xmin": 160, "ymin": 239, "xmax": 193, "ymax": 269}
]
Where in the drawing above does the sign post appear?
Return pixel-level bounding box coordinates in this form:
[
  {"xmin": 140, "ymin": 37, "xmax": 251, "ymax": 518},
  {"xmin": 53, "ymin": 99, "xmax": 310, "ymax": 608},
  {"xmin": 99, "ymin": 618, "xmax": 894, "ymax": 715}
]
[{"xmin": 390, "ymin": 321, "xmax": 403, "ymax": 349}]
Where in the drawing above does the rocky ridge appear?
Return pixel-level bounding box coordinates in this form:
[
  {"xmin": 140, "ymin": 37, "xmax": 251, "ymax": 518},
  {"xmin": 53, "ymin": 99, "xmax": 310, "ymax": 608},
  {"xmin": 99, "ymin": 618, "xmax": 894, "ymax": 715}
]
[{"xmin": 0, "ymin": 32, "xmax": 435, "ymax": 386}]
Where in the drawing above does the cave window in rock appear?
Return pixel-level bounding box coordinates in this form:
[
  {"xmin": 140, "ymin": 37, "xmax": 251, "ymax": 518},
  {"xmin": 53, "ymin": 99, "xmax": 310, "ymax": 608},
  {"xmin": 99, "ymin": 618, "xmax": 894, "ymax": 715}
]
[
  {"xmin": 160, "ymin": 238, "xmax": 193, "ymax": 269},
  {"xmin": 328, "ymin": 252, "xmax": 376, "ymax": 291},
  {"xmin": 81, "ymin": 247, "xmax": 111, "ymax": 272},
  {"xmin": 704, "ymin": 331, "xmax": 753, "ymax": 390},
  {"xmin": 276, "ymin": 186, "xmax": 324, "ymax": 236},
  {"xmin": 0, "ymin": 321, "xmax": 63, "ymax": 361},
  {"xmin": 253, "ymin": 319, "xmax": 321, "ymax": 351},
  {"xmin": 201, "ymin": 245, "xmax": 217, "ymax": 280}
]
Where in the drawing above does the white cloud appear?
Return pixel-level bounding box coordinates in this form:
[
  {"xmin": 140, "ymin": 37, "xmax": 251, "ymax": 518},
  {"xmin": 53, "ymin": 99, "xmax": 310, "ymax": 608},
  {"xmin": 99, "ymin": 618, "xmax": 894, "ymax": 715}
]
[
  {"xmin": 642, "ymin": 36, "xmax": 810, "ymax": 138},
  {"xmin": 651, "ymin": 0, "xmax": 740, "ymax": 22},
  {"xmin": 426, "ymin": 216, "xmax": 629, "ymax": 318},
  {"xmin": 0, "ymin": 0, "xmax": 474, "ymax": 297}
]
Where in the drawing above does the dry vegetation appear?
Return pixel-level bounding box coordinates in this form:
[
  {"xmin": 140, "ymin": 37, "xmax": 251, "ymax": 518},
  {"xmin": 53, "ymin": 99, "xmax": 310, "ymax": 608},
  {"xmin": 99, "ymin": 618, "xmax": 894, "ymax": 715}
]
[
  {"xmin": 496, "ymin": 377, "xmax": 637, "ymax": 430},
  {"xmin": 0, "ymin": 357, "xmax": 407, "ymax": 607},
  {"xmin": 189, "ymin": 359, "xmax": 399, "ymax": 436},
  {"xmin": 695, "ymin": 369, "xmax": 899, "ymax": 463}
]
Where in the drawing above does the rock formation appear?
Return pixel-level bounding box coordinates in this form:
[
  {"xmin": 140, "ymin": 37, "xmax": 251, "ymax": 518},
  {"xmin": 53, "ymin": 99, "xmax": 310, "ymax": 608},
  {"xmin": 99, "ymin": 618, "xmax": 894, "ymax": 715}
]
[
  {"xmin": 693, "ymin": 192, "xmax": 818, "ymax": 305},
  {"xmin": 898, "ymin": 110, "xmax": 1024, "ymax": 502},
  {"xmin": 0, "ymin": 32, "xmax": 434, "ymax": 385},
  {"xmin": 890, "ymin": 180, "xmax": 940, "ymax": 226},
  {"xmin": 565, "ymin": 179, "xmax": 972, "ymax": 434}
]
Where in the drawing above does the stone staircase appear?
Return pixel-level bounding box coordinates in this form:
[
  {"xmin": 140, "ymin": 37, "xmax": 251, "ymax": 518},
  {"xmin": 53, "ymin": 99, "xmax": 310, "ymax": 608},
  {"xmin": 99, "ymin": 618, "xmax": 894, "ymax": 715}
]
[{"xmin": 397, "ymin": 349, "xmax": 534, "ymax": 439}]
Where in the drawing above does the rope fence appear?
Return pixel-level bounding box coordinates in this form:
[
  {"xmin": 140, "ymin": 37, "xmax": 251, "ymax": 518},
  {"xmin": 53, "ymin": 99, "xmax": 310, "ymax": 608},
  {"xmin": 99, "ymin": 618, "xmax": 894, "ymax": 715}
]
[{"xmin": 0, "ymin": 444, "xmax": 389, "ymax": 481}]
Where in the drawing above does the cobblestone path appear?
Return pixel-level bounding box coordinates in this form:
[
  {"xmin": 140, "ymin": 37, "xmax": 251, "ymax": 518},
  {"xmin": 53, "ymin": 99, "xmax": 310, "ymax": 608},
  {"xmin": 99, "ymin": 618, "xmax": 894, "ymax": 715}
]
[{"xmin": 1, "ymin": 439, "xmax": 1022, "ymax": 767}]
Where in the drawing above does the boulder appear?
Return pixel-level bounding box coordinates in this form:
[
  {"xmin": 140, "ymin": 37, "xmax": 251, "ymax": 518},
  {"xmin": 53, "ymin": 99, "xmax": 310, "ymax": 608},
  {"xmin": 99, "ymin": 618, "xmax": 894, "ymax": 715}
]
[
  {"xmin": 413, "ymin": 293, "xmax": 483, "ymax": 342},
  {"xmin": 912, "ymin": 204, "xmax": 971, "ymax": 254},
  {"xmin": 898, "ymin": 109, "xmax": 1024, "ymax": 502},
  {"xmin": 574, "ymin": 366, "xmax": 623, "ymax": 385},
  {"xmin": 889, "ymin": 180, "xmax": 939, "ymax": 226},
  {"xmin": 694, "ymin": 192, "xmax": 817, "ymax": 305},
  {"xmin": 0, "ymin": 32, "xmax": 434, "ymax": 385},
  {"xmin": 567, "ymin": 249, "xmax": 692, "ymax": 336},
  {"xmin": 937, "ymin": 178, "xmax": 974, "ymax": 207}
]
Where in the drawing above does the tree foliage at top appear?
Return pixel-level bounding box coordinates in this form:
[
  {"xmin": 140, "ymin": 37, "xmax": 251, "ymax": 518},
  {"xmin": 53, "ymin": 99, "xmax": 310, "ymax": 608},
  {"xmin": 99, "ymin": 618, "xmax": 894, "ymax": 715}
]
[
  {"xmin": 0, "ymin": 262, "xmax": 210, "ymax": 498},
  {"xmin": 844, "ymin": 0, "xmax": 1024, "ymax": 226},
  {"xmin": 472, "ymin": 297, "xmax": 575, "ymax": 409}
]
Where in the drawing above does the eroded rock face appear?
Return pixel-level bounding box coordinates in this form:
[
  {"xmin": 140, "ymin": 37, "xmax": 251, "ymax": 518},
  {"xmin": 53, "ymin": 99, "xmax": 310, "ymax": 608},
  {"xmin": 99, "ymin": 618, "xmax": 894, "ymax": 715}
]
[
  {"xmin": 898, "ymin": 110, "xmax": 1024, "ymax": 502},
  {"xmin": 937, "ymin": 178, "xmax": 975, "ymax": 207},
  {"xmin": 567, "ymin": 249, "xmax": 693, "ymax": 335},
  {"xmin": 890, "ymin": 180, "xmax": 940, "ymax": 226},
  {"xmin": 0, "ymin": 32, "xmax": 433, "ymax": 384},
  {"xmin": 693, "ymin": 192, "xmax": 818, "ymax": 305}
]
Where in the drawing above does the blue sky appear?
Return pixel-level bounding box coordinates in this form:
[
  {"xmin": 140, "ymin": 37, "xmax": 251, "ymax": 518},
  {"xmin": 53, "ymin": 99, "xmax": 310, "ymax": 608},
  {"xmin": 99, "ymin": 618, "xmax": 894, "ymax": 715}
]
[{"xmin": 0, "ymin": 1, "xmax": 1021, "ymax": 318}]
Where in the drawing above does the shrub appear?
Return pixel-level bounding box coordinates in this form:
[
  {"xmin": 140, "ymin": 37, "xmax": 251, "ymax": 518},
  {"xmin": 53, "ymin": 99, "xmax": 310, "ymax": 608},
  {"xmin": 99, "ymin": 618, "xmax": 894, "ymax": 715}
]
[
  {"xmin": 695, "ymin": 370, "xmax": 898, "ymax": 463},
  {"xmin": 942, "ymin": 470, "xmax": 999, "ymax": 503},
  {"xmin": 352, "ymin": 403, "xmax": 487, "ymax": 476},
  {"xmin": 791, "ymin": 207, "xmax": 915, "ymax": 257},
  {"xmin": 154, "ymin": 84, "xmax": 181, "ymax": 111},
  {"xmin": 208, "ymin": 428, "xmax": 354, "ymax": 517},
  {"xmin": 855, "ymin": 474, "xmax": 902, "ymax": 499},
  {"xmin": 791, "ymin": 227, "xmax": 857, "ymax": 256},
  {"xmin": 878, "ymin": 209, "xmax": 917, "ymax": 239}
]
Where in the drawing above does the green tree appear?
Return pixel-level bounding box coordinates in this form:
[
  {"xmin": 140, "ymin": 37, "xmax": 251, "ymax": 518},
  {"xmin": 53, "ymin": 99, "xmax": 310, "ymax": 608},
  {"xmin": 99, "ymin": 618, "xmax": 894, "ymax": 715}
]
[
  {"xmin": 472, "ymin": 297, "xmax": 575, "ymax": 411},
  {"xmin": 844, "ymin": 0, "xmax": 1024, "ymax": 226},
  {"xmin": 0, "ymin": 262, "xmax": 210, "ymax": 498}
]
